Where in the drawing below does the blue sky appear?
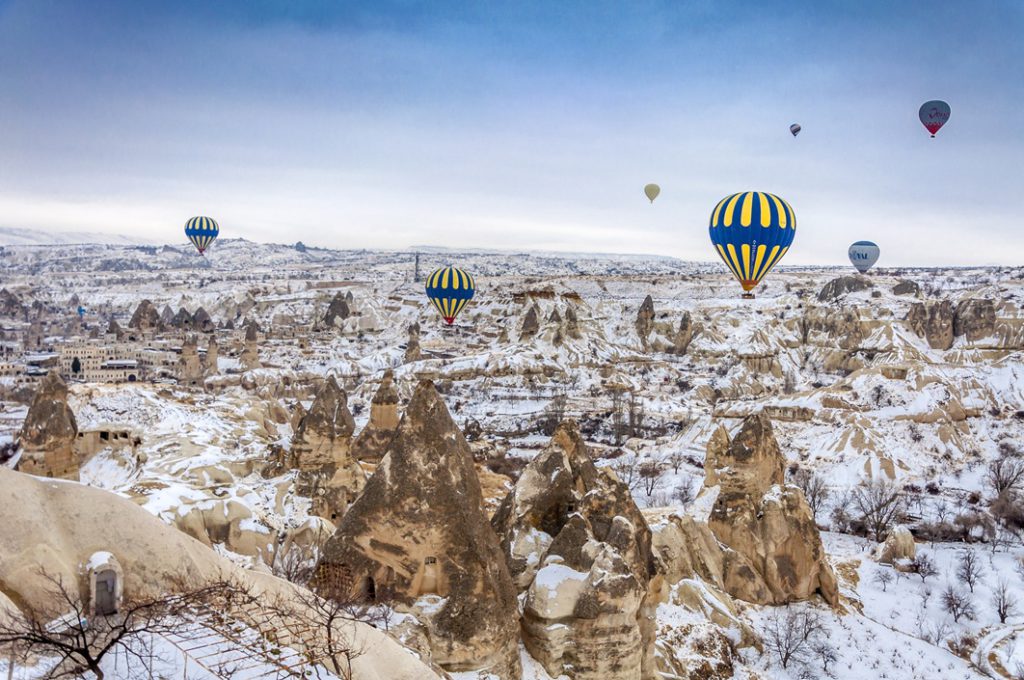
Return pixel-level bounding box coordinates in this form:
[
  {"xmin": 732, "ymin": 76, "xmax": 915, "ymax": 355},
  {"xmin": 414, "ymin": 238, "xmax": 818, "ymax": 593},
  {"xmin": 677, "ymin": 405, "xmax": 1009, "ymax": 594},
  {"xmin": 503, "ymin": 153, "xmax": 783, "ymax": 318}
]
[{"xmin": 0, "ymin": 0, "xmax": 1021, "ymax": 264}]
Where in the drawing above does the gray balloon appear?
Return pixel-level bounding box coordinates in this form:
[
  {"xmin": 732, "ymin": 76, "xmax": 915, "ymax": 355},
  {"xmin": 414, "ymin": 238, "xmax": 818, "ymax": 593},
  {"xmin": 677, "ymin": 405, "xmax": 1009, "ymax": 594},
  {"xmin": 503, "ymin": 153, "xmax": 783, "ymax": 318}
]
[
  {"xmin": 790, "ymin": 123, "xmax": 801, "ymax": 137},
  {"xmin": 848, "ymin": 241, "xmax": 880, "ymax": 273}
]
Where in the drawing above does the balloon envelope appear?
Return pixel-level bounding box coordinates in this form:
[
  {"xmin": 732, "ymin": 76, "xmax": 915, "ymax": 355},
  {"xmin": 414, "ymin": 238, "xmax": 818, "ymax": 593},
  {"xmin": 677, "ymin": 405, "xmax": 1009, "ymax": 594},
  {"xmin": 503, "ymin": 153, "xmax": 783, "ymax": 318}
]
[
  {"xmin": 919, "ymin": 100, "xmax": 950, "ymax": 137},
  {"xmin": 185, "ymin": 216, "xmax": 219, "ymax": 254},
  {"xmin": 644, "ymin": 184, "xmax": 660, "ymax": 203},
  {"xmin": 848, "ymin": 241, "xmax": 880, "ymax": 273},
  {"xmin": 425, "ymin": 266, "xmax": 475, "ymax": 325},
  {"xmin": 708, "ymin": 192, "xmax": 796, "ymax": 293},
  {"xmin": 790, "ymin": 123, "xmax": 801, "ymax": 137}
]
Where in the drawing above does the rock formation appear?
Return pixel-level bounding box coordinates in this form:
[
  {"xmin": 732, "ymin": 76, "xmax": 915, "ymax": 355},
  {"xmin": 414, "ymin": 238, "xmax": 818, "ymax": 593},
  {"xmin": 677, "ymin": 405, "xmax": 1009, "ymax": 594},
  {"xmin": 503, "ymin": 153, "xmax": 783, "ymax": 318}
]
[
  {"xmin": 906, "ymin": 300, "xmax": 954, "ymax": 350},
  {"xmin": 15, "ymin": 370, "xmax": 79, "ymax": 480},
  {"xmin": 291, "ymin": 375, "xmax": 364, "ymax": 522},
  {"xmin": 635, "ymin": 295, "xmax": 655, "ymax": 348},
  {"xmin": 492, "ymin": 421, "xmax": 658, "ymax": 680},
  {"xmin": 178, "ymin": 335, "xmax": 204, "ymax": 387},
  {"xmin": 128, "ymin": 299, "xmax": 161, "ymax": 332},
  {"xmin": 0, "ymin": 288, "xmax": 26, "ymax": 318},
  {"xmin": 241, "ymin": 321, "xmax": 261, "ymax": 370},
  {"xmin": 817, "ymin": 275, "xmax": 872, "ymax": 302},
  {"xmin": 403, "ymin": 323, "xmax": 422, "ymax": 363},
  {"xmin": 171, "ymin": 307, "xmax": 194, "ymax": 329},
  {"xmin": 893, "ymin": 279, "xmax": 920, "ymax": 296},
  {"xmin": 193, "ymin": 306, "xmax": 214, "ymax": 332},
  {"xmin": 315, "ymin": 380, "xmax": 521, "ymax": 679},
  {"xmin": 874, "ymin": 525, "xmax": 916, "ymax": 565},
  {"xmin": 106, "ymin": 318, "xmax": 124, "ymax": 340},
  {"xmin": 204, "ymin": 335, "xmax": 219, "ymax": 375},
  {"xmin": 565, "ymin": 305, "xmax": 582, "ymax": 339},
  {"xmin": 671, "ymin": 311, "xmax": 699, "ymax": 355},
  {"xmin": 520, "ymin": 303, "xmax": 541, "ymax": 341},
  {"xmin": 322, "ymin": 292, "xmax": 351, "ymax": 328},
  {"xmin": 702, "ymin": 413, "xmax": 839, "ymax": 607},
  {"xmin": 954, "ymin": 298, "xmax": 996, "ymax": 342},
  {"xmin": 351, "ymin": 370, "xmax": 400, "ymax": 462}
]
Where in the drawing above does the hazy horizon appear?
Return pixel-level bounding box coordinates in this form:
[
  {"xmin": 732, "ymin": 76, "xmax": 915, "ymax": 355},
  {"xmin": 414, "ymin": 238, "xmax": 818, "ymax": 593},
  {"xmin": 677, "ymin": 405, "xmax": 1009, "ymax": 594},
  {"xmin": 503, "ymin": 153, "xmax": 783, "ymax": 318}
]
[{"xmin": 1, "ymin": 1, "xmax": 1022, "ymax": 266}]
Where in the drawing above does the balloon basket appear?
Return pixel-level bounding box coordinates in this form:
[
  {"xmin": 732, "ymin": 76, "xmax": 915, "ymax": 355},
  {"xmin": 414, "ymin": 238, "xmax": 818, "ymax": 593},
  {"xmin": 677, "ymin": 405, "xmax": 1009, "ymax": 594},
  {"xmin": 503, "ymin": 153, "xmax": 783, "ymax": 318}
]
[{"xmin": 741, "ymin": 293, "xmax": 755, "ymax": 300}]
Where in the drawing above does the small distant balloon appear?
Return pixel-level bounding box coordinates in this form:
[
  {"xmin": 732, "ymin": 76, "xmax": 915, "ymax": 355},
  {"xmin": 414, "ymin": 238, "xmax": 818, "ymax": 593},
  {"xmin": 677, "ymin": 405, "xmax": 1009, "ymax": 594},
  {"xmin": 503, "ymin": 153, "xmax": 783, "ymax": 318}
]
[
  {"xmin": 77, "ymin": 306, "xmax": 85, "ymax": 319},
  {"xmin": 848, "ymin": 241, "xmax": 880, "ymax": 274},
  {"xmin": 919, "ymin": 100, "xmax": 950, "ymax": 137},
  {"xmin": 644, "ymin": 184, "xmax": 660, "ymax": 203},
  {"xmin": 790, "ymin": 123, "xmax": 801, "ymax": 137}
]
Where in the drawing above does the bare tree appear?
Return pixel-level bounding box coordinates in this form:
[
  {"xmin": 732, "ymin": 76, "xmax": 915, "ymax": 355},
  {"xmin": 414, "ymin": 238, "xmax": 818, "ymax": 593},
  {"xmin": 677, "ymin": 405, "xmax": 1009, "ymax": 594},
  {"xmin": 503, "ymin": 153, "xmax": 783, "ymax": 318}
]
[
  {"xmin": 638, "ymin": 460, "xmax": 664, "ymax": 498},
  {"xmin": 988, "ymin": 456, "xmax": 1024, "ymax": 497},
  {"xmin": 912, "ymin": 553, "xmax": 939, "ymax": 582},
  {"xmin": 851, "ymin": 479, "xmax": 905, "ymax": 542},
  {"xmin": 609, "ymin": 456, "xmax": 642, "ymax": 492},
  {"xmin": 762, "ymin": 608, "xmax": 825, "ymax": 670},
  {"xmin": 0, "ymin": 569, "xmax": 252, "ymax": 680},
  {"xmin": 872, "ymin": 569, "xmax": 894, "ymax": 592},
  {"xmin": 673, "ymin": 473, "xmax": 697, "ymax": 506},
  {"xmin": 665, "ymin": 449, "xmax": 687, "ymax": 475},
  {"xmin": 941, "ymin": 585, "xmax": 976, "ymax": 623},
  {"xmin": 993, "ymin": 579, "xmax": 1018, "ymax": 624},
  {"xmin": 791, "ymin": 469, "xmax": 830, "ymax": 521},
  {"xmin": 956, "ymin": 550, "xmax": 985, "ymax": 593}
]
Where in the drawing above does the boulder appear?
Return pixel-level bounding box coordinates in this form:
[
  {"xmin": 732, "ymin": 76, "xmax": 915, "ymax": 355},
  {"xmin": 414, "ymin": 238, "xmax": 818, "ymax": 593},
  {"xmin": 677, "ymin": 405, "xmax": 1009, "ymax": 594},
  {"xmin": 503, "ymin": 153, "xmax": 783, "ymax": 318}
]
[
  {"xmin": 874, "ymin": 525, "xmax": 916, "ymax": 564},
  {"xmin": 315, "ymin": 380, "xmax": 521, "ymax": 679},
  {"xmin": 893, "ymin": 280, "xmax": 920, "ymax": 297},
  {"xmin": 818, "ymin": 276, "xmax": 872, "ymax": 302}
]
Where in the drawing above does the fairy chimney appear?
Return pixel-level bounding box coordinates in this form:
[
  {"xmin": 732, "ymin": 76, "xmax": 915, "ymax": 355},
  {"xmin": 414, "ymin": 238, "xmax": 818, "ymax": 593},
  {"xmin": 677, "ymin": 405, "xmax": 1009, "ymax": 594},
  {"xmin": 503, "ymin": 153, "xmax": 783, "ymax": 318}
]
[
  {"xmin": 240, "ymin": 321, "xmax": 261, "ymax": 371},
  {"xmin": 351, "ymin": 370, "xmax": 400, "ymax": 462},
  {"xmin": 178, "ymin": 335, "xmax": 204, "ymax": 387},
  {"xmin": 16, "ymin": 371, "xmax": 80, "ymax": 480},
  {"xmin": 403, "ymin": 323, "xmax": 422, "ymax": 363},
  {"xmin": 291, "ymin": 375, "xmax": 365, "ymax": 522},
  {"xmin": 204, "ymin": 335, "xmax": 219, "ymax": 375},
  {"xmin": 315, "ymin": 380, "xmax": 521, "ymax": 679}
]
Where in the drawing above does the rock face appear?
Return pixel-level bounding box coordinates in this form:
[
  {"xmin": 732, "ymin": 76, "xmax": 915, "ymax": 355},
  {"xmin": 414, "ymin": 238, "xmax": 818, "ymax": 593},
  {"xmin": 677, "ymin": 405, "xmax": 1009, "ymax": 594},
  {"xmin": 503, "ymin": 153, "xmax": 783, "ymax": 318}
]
[
  {"xmin": 954, "ymin": 298, "xmax": 996, "ymax": 342},
  {"xmin": 16, "ymin": 371, "xmax": 79, "ymax": 480},
  {"xmin": 906, "ymin": 301, "xmax": 954, "ymax": 350},
  {"xmin": 322, "ymin": 292, "xmax": 351, "ymax": 328},
  {"xmin": 703, "ymin": 414, "xmax": 839, "ymax": 607},
  {"xmin": 178, "ymin": 335, "xmax": 204, "ymax": 387},
  {"xmin": 193, "ymin": 307, "xmax": 214, "ymax": 332},
  {"xmin": 492, "ymin": 422, "xmax": 658, "ymax": 680},
  {"xmin": 241, "ymin": 321, "xmax": 261, "ymax": 370},
  {"xmin": 315, "ymin": 381, "xmax": 520, "ymax": 679},
  {"xmin": 128, "ymin": 300, "xmax": 161, "ymax": 332},
  {"xmin": 893, "ymin": 279, "xmax": 920, "ymax": 297},
  {"xmin": 351, "ymin": 370, "xmax": 400, "ymax": 462},
  {"xmin": 817, "ymin": 276, "xmax": 871, "ymax": 302},
  {"xmin": 520, "ymin": 303, "xmax": 541, "ymax": 341},
  {"xmin": 291, "ymin": 376, "xmax": 364, "ymax": 522},
  {"xmin": 635, "ymin": 295, "xmax": 655, "ymax": 348},
  {"xmin": 106, "ymin": 318, "xmax": 124, "ymax": 339}
]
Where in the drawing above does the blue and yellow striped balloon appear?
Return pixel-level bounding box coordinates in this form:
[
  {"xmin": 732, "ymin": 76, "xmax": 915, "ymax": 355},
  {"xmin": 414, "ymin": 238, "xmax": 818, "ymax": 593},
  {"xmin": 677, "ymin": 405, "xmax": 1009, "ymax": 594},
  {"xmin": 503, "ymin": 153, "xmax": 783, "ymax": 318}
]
[
  {"xmin": 425, "ymin": 266, "xmax": 475, "ymax": 325},
  {"xmin": 184, "ymin": 216, "xmax": 219, "ymax": 255},
  {"xmin": 708, "ymin": 191, "xmax": 796, "ymax": 293}
]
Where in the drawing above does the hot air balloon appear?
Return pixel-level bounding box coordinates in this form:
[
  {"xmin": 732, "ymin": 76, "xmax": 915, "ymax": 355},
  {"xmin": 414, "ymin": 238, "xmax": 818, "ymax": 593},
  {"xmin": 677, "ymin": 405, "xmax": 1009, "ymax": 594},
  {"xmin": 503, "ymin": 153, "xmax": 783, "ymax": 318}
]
[
  {"xmin": 919, "ymin": 100, "xmax": 950, "ymax": 137},
  {"xmin": 790, "ymin": 123, "xmax": 801, "ymax": 137},
  {"xmin": 425, "ymin": 265, "xmax": 475, "ymax": 325},
  {"xmin": 848, "ymin": 241, "xmax": 880, "ymax": 273},
  {"xmin": 185, "ymin": 216, "xmax": 219, "ymax": 255},
  {"xmin": 708, "ymin": 191, "xmax": 796, "ymax": 298},
  {"xmin": 644, "ymin": 184, "xmax": 660, "ymax": 203}
]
